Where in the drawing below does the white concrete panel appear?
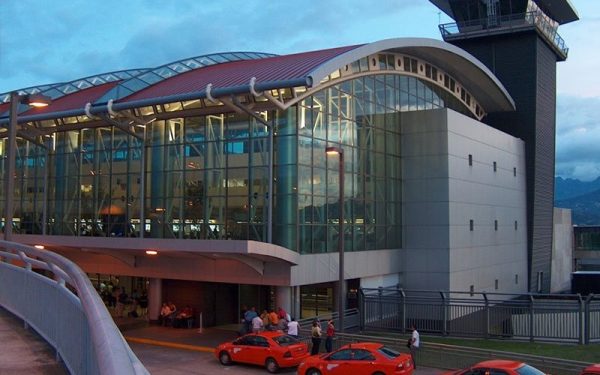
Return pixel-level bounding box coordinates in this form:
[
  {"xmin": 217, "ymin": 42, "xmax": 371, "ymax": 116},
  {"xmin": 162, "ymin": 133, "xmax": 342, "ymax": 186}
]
[
  {"xmin": 552, "ymin": 208, "xmax": 573, "ymax": 293},
  {"xmin": 404, "ymin": 201, "xmax": 450, "ymax": 226},
  {"xmin": 360, "ymin": 274, "xmax": 401, "ymax": 289}
]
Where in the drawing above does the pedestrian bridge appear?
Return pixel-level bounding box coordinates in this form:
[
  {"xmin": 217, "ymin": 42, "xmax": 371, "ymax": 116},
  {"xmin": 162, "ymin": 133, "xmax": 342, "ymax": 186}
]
[{"xmin": 0, "ymin": 240, "xmax": 149, "ymax": 375}]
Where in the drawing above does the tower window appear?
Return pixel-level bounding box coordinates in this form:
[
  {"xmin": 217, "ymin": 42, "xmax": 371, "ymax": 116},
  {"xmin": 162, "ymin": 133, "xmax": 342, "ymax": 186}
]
[
  {"xmin": 470, "ymin": 219, "xmax": 474, "ymax": 231},
  {"xmin": 495, "ymin": 220, "xmax": 498, "ymax": 231},
  {"xmin": 470, "ymin": 285, "xmax": 474, "ymax": 296},
  {"xmin": 514, "ymin": 220, "xmax": 518, "ymax": 230},
  {"xmin": 468, "ymin": 154, "xmax": 473, "ymax": 166},
  {"xmin": 495, "ymin": 279, "xmax": 499, "ymax": 290},
  {"xmin": 514, "ymin": 167, "xmax": 517, "ymax": 177},
  {"xmin": 493, "ymin": 161, "xmax": 497, "ymax": 172}
]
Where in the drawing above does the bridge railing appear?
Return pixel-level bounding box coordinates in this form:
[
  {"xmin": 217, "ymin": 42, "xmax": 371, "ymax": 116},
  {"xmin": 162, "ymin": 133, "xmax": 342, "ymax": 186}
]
[{"xmin": 0, "ymin": 240, "xmax": 149, "ymax": 375}]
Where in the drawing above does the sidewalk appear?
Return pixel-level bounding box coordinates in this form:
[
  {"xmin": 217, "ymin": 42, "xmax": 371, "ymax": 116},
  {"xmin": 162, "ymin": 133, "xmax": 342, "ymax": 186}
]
[
  {"xmin": 0, "ymin": 307, "xmax": 67, "ymax": 375},
  {"xmin": 120, "ymin": 317, "xmax": 443, "ymax": 374}
]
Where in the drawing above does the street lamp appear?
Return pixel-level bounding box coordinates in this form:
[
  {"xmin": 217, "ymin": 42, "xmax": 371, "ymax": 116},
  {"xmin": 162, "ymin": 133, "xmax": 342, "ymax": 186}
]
[
  {"xmin": 4, "ymin": 92, "xmax": 51, "ymax": 241},
  {"xmin": 326, "ymin": 146, "xmax": 344, "ymax": 332}
]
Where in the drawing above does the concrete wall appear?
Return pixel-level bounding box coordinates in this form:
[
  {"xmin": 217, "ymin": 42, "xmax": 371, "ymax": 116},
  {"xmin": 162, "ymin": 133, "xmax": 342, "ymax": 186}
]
[
  {"xmin": 551, "ymin": 208, "xmax": 573, "ymax": 293},
  {"xmin": 401, "ymin": 108, "xmax": 528, "ymax": 294}
]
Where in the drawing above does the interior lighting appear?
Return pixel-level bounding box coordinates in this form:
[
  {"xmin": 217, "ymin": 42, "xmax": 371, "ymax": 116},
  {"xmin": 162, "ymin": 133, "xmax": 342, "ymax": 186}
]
[
  {"xmin": 34, "ymin": 245, "xmax": 45, "ymax": 249},
  {"xmin": 145, "ymin": 250, "xmax": 158, "ymax": 255}
]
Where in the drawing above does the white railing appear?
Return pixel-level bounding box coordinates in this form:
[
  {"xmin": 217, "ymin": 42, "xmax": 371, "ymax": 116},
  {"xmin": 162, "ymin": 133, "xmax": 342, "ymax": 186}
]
[{"xmin": 0, "ymin": 240, "xmax": 149, "ymax": 375}]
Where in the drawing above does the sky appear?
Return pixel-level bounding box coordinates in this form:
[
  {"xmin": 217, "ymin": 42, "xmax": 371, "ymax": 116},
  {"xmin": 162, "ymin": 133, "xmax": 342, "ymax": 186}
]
[{"xmin": 0, "ymin": 0, "xmax": 598, "ymax": 181}]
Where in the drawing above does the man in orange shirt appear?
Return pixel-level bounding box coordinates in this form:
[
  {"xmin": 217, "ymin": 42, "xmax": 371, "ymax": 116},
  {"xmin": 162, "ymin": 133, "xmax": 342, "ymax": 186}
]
[{"xmin": 268, "ymin": 309, "xmax": 279, "ymax": 330}]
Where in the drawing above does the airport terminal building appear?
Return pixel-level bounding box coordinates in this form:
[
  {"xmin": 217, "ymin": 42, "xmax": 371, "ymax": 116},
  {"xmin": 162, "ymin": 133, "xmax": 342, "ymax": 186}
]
[{"xmin": 0, "ymin": 0, "xmax": 576, "ymax": 325}]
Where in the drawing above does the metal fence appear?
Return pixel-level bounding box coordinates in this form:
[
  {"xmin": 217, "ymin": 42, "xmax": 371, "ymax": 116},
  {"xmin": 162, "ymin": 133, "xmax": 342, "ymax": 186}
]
[
  {"xmin": 0, "ymin": 240, "xmax": 148, "ymax": 375},
  {"xmin": 331, "ymin": 332, "xmax": 590, "ymax": 375},
  {"xmin": 360, "ymin": 287, "xmax": 600, "ymax": 344}
]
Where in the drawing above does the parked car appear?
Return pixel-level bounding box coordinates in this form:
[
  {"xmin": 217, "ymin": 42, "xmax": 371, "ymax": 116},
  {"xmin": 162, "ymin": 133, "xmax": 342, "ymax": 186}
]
[
  {"xmin": 214, "ymin": 330, "xmax": 309, "ymax": 373},
  {"xmin": 443, "ymin": 359, "xmax": 546, "ymax": 375},
  {"xmin": 581, "ymin": 364, "xmax": 600, "ymax": 375},
  {"xmin": 297, "ymin": 342, "xmax": 413, "ymax": 375}
]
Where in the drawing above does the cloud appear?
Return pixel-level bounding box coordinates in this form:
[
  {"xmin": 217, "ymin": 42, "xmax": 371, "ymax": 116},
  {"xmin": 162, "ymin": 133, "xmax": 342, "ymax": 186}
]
[{"xmin": 556, "ymin": 95, "xmax": 600, "ymax": 181}]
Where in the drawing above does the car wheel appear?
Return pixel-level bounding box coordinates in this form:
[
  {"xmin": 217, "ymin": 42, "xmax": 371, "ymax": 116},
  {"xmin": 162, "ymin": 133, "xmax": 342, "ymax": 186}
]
[
  {"xmin": 372, "ymin": 372, "xmax": 385, "ymax": 375},
  {"xmin": 306, "ymin": 369, "xmax": 322, "ymax": 375},
  {"xmin": 265, "ymin": 357, "xmax": 280, "ymax": 373},
  {"xmin": 218, "ymin": 351, "xmax": 232, "ymax": 366}
]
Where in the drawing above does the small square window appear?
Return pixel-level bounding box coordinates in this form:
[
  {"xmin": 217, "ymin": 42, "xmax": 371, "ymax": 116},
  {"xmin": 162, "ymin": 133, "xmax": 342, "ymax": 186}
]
[
  {"xmin": 493, "ymin": 161, "xmax": 497, "ymax": 172},
  {"xmin": 470, "ymin": 219, "xmax": 474, "ymax": 231},
  {"xmin": 494, "ymin": 220, "xmax": 498, "ymax": 231},
  {"xmin": 468, "ymin": 154, "xmax": 473, "ymax": 166}
]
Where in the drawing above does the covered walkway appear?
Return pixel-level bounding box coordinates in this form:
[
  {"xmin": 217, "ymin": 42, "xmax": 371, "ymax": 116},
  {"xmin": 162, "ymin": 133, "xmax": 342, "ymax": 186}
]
[{"xmin": 0, "ymin": 307, "xmax": 67, "ymax": 374}]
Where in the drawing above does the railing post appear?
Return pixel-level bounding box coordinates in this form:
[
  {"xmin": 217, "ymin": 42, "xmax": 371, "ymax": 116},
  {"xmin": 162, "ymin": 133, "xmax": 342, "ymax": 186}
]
[
  {"xmin": 358, "ymin": 288, "xmax": 364, "ymax": 332},
  {"xmin": 378, "ymin": 286, "xmax": 383, "ymax": 323},
  {"xmin": 400, "ymin": 289, "xmax": 406, "ymax": 334},
  {"xmin": 483, "ymin": 293, "xmax": 489, "ymax": 339},
  {"xmin": 440, "ymin": 291, "xmax": 447, "ymax": 336},
  {"xmin": 578, "ymin": 294, "xmax": 584, "ymax": 345},
  {"xmin": 529, "ymin": 294, "xmax": 535, "ymax": 343},
  {"xmin": 585, "ymin": 294, "xmax": 593, "ymax": 345}
]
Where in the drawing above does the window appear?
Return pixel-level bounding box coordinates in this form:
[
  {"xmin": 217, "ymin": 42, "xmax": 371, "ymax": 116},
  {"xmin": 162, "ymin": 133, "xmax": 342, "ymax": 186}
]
[
  {"xmin": 330, "ymin": 349, "xmax": 353, "ymax": 360},
  {"xmin": 495, "ymin": 279, "xmax": 499, "ymax": 290},
  {"xmin": 513, "ymin": 167, "xmax": 517, "ymax": 177},
  {"xmin": 470, "ymin": 219, "xmax": 474, "ymax": 231},
  {"xmin": 493, "ymin": 161, "xmax": 497, "ymax": 172},
  {"xmin": 514, "ymin": 220, "xmax": 518, "ymax": 230},
  {"xmin": 468, "ymin": 154, "xmax": 473, "ymax": 166},
  {"xmin": 536, "ymin": 271, "xmax": 544, "ymax": 292},
  {"xmin": 515, "ymin": 274, "xmax": 519, "ymax": 284},
  {"xmin": 495, "ymin": 220, "xmax": 498, "ymax": 231},
  {"xmin": 469, "ymin": 285, "xmax": 474, "ymax": 296}
]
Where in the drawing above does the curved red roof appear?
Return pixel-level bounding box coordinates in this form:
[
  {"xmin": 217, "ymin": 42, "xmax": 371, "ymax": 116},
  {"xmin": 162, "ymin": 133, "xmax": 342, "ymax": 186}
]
[
  {"xmin": 120, "ymin": 45, "xmax": 360, "ymax": 103},
  {"xmin": 22, "ymin": 82, "xmax": 119, "ymax": 116}
]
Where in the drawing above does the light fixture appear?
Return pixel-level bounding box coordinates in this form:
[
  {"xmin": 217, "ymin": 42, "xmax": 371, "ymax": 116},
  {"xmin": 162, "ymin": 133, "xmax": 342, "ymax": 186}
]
[
  {"xmin": 145, "ymin": 250, "xmax": 158, "ymax": 255},
  {"xmin": 22, "ymin": 93, "xmax": 52, "ymax": 107},
  {"xmin": 34, "ymin": 245, "xmax": 45, "ymax": 249}
]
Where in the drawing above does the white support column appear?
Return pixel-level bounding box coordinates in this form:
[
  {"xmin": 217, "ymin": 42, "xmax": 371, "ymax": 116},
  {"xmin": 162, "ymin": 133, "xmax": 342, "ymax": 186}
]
[
  {"xmin": 147, "ymin": 278, "xmax": 162, "ymax": 322},
  {"xmin": 292, "ymin": 286, "xmax": 301, "ymax": 320},
  {"xmin": 275, "ymin": 286, "xmax": 292, "ymax": 316}
]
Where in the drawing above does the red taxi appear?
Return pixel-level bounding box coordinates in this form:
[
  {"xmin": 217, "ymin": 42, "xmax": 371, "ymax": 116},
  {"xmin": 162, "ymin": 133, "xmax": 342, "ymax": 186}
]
[
  {"xmin": 214, "ymin": 330, "xmax": 309, "ymax": 373},
  {"xmin": 298, "ymin": 342, "xmax": 413, "ymax": 375},
  {"xmin": 444, "ymin": 359, "xmax": 546, "ymax": 375},
  {"xmin": 581, "ymin": 364, "xmax": 600, "ymax": 375}
]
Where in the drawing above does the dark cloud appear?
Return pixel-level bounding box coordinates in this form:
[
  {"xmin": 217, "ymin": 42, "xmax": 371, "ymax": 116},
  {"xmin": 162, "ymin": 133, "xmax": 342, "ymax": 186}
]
[{"xmin": 556, "ymin": 95, "xmax": 600, "ymax": 181}]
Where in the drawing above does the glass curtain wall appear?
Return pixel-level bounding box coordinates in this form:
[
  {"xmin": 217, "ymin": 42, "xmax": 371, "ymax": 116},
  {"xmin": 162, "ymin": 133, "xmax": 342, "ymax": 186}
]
[{"xmin": 8, "ymin": 72, "xmax": 470, "ymax": 253}]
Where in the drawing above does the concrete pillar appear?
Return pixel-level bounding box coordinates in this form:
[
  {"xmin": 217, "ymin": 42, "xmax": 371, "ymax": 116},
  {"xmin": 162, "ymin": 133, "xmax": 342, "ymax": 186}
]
[
  {"xmin": 275, "ymin": 286, "xmax": 292, "ymax": 316},
  {"xmin": 147, "ymin": 278, "xmax": 162, "ymax": 322},
  {"xmin": 292, "ymin": 286, "xmax": 301, "ymax": 320}
]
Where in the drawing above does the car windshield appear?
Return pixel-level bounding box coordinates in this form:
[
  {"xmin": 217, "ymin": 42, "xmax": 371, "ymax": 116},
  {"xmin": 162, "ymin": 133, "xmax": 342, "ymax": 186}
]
[
  {"xmin": 516, "ymin": 364, "xmax": 545, "ymax": 375},
  {"xmin": 377, "ymin": 346, "xmax": 401, "ymax": 359},
  {"xmin": 272, "ymin": 334, "xmax": 300, "ymax": 346}
]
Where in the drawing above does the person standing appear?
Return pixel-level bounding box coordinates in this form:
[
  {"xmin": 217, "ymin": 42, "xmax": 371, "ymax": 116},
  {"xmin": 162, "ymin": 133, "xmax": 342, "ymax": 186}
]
[
  {"xmin": 287, "ymin": 317, "xmax": 299, "ymax": 338},
  {"xmin": 409, "ymin": 324, "xmax": 420, "ymax": 369},
  {"xmin": 310, "ymin": 321, "xmax": 322, "ymax": 355},
  {"xmin": 325, "ymin": 319, "xmax": 335, "ymax": 353},
  {"xmin": 251, "ymin": 314, "xmax": 264, "ymax": 333}
]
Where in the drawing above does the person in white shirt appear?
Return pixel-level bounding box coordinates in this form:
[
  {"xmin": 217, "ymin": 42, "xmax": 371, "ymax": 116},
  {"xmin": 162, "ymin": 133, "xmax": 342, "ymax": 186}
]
[
  {"xmin": 251, "ymin": 315, "xmax": 264, "ymax": 333},
  {"xmin": 409, "ymin": 324, "xmax": 420, "ymax": 369},
  {"xmin": 287, "ymin": 317, "xmax": 299, "ymax": 338}
]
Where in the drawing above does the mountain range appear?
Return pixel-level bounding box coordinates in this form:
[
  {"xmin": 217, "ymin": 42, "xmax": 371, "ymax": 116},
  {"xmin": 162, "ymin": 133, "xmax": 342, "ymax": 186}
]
[{"xmin": 554, "ymin": 177, "xmax": 600, "ymax": 225}]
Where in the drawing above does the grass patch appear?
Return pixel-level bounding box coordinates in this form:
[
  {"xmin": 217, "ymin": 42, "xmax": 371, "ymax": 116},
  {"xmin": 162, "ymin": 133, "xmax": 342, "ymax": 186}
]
[{"xmin": 421, "ymin": 336, "xmax": 600, "ymax": 363}]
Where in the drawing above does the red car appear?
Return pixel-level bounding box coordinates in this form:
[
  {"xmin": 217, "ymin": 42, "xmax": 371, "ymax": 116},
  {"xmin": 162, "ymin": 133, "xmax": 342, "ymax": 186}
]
[
  {"xmin": 581, "ymin": 364, "xmax": 600, "ymax": 375},
  {"xmin": 214, "ymin": 330, "xmax": 309, "ymax": 373},
  {"xmin": 297, "ymin": 342, "xmax": 413, "ymax": 375},
  {"xmin": 443, "ymin": 359, "xmax": 546, "ymax": 375}
]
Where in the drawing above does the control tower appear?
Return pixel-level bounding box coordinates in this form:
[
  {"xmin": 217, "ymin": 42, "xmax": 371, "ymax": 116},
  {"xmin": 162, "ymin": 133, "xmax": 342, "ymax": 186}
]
[{"xmin": 430, "ymin": 0, "xmax": 578, "ymax": 292}]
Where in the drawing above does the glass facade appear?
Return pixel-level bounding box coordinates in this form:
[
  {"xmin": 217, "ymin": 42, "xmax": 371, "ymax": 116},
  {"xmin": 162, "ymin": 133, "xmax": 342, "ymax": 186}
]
[{"xmin": 2, "ymin": 72, "xmax": 472, "ymax": 254}]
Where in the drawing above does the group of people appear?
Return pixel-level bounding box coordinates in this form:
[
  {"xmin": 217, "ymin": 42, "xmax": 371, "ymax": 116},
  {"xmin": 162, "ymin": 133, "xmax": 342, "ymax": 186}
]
[
  {"xmin": 160, "ymin": 301, "xmax": 194, "ymax": 328},
  {"xmin": 242, "ymin": 306, "xmax": 296, "ymax": 334},
  {"xmin": 310, "ymin": 319, "xmax": 336, "ymax": 354}
]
